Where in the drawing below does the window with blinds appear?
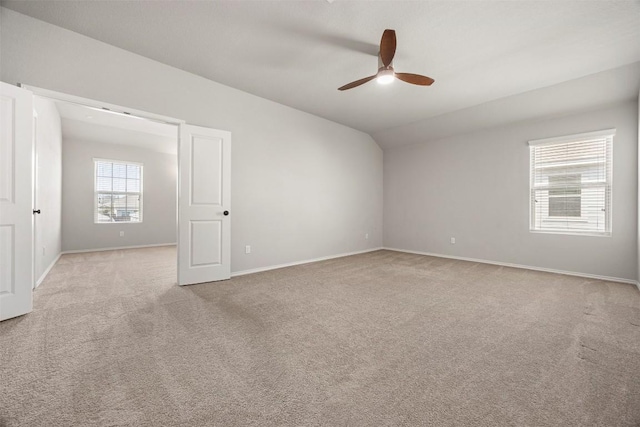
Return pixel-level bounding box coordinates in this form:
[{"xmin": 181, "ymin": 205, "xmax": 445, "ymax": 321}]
[
  {"xmin": 94, "ymin": 159, "xmax": 143, "ymax": 223},
  {"xmin": 529, "ymin": 129, "xmax": 614, "ymax": 236}
]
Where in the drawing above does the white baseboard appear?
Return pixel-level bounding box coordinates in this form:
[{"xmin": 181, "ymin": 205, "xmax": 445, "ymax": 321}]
[
  {"xmin": 383, "ymin": 247, "xmax": 638, "ymax": 286},
  {"xmin": 62, "ymin": 243, "xmax": 176, "ymax": 255},
  {"xmin": 231, "ymin": 247, "xmax": 384, "ymax": 278},
  {"xmin": 35, "ymin": 252, "xmax": 62, "ymax": 289}
]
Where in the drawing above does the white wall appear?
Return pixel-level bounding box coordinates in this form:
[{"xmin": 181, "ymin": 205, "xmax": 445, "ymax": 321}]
[
  {"xmin": 62, "ymin": 139, "xmax": 177, "ymax": 252},
  {"xmin": 0, "ymin": 8, "xmax": 383, "ymax": 273},
  {"xmin": 384, "ymin": 101, "xmax": 638, "ymax": 281},
  {"xmin": 33, "ymin": 96, "xmax": 62, "ymax": 285}
]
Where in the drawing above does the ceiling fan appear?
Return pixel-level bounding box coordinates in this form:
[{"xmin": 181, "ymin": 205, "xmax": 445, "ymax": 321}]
[{"xmin": 338, "ymin": 29, "xmax": 435, "ymax": 91}]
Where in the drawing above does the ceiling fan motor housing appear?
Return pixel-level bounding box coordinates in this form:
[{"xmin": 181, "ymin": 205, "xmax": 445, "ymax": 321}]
[
  {"xmin": 378, "ymin": 55, "xmax": 394, "ymax": 72},
  {"xmin": 377, "ymin": 55, "xmax": 395, "ymax": 84}
]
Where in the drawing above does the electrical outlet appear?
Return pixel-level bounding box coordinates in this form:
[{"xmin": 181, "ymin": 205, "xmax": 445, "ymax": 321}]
[
  {"xmin": 245, "ymin": 245, "xmax": 251, "ymax": 254},
  {"xmin": 450, "ymin": 237, "xmax": 456, "ymax": 244},
  {"xmin": 365, "ymin": 233, "xmax": 369, "ymax": 240},
  {"xmin": 42, "ymin": 247, "xmax": 45, "ymax": 256},
  {"xmin": 120, "ymin": 231, "xmax": 125, "ymax": 237}
]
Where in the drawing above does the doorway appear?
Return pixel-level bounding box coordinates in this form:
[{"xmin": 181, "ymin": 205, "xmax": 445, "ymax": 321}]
[
  {"xmin": 0, "ymin": 82, "xmax": 232, "ymax": 321},
  {"xmin": 32, "ymin": 94, "xmax": 180, "ymax": 288}
]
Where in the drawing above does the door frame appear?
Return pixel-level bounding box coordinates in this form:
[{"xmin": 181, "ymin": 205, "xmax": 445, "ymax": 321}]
[
  {"xmin": 22, "ymin": 85, "xmax": 186, "ymax": 128},
  {"xmin": 22, "ymin": 85, "xmax": 187, "ymax": 284}
]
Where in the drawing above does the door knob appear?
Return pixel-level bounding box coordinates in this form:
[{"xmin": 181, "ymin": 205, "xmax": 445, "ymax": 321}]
[
  {"xmin": 223, "ymin": 211, "xmax": 229, "ymax": 216},
  {"xmin": 33, "ymin": 209, "xmax": 41, "ymax": 214}
]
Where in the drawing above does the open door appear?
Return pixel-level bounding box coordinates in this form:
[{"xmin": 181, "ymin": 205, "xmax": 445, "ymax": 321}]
[
  {"xmin": 178, "ymin": 124, "xmax": 231, "ymax": 285},
  {"xmin": 0, "ymin": 82, "xmax": 33, "ymax": 321}
]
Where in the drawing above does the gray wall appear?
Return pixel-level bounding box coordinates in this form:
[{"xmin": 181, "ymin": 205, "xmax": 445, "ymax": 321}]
[
  {"xmin": 0, "ymin": 8, "xmax": 383, "ymax": 273},
  {"xmin": 62, "ymin": 139, "xmax": 177, "ymax": 252},
  {"xmin": 384, "ymin": 101, "xmax": 638, "ymax": 281},
  {"xmin": 33, "ymin": 96, "xmax": 62, "ymax": 283}
]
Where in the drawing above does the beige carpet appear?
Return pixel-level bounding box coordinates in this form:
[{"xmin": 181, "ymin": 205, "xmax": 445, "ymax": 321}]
[{"xmin": 1, "ymin": 247, "xmax": 639, "ymax": 427}]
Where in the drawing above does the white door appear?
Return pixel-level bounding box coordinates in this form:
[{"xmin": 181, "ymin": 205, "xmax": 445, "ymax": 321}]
[
  {"xmin": 0, "ymin": 82, "xmax": 33, "ymax": 321},
  {"xmin": 178, "ymin": 124, "xmax": 231, "ymax": 285}
]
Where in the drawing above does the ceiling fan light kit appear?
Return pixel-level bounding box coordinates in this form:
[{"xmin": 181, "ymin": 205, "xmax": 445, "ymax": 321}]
[
  {"xmin": 376, "ymin": 68, "xmax": 395, "ymax": 85},
  {"xmin": 338, "ymin": 29, "xmax": 434, "ymax": 91}
]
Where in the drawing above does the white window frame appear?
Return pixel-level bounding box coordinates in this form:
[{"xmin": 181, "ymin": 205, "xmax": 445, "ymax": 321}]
[
  {"xmin": 528, "ymin": 129, "xmax": 614, "ymax": 237},
  {"xmin": 94, "ymin": 158, "xmax": 144, "ymax": 224}
]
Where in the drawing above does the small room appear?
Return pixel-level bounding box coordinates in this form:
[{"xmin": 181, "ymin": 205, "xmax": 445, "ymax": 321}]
[
  {"xmin": 0, "ymin": 2, "xmax": 639, "ymax": 427},
  {"xmin": 32, "ymin": 96, "xmax": 179, "ymax": 287}
]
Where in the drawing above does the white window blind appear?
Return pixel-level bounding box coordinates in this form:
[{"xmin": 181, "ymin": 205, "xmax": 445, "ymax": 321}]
[
  {"xmin": 94, "ymin": 159, "xmax": 143, "ymax": 223},
  {"xmin": 529, "ymin": 129, "xmax": 614, "ymax": 236}
]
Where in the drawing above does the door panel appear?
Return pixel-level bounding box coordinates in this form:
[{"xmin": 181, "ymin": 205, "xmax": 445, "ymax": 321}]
[
  {"xmin": 190, "ymin": 220, "xmax": 222, "ymax": 266},
  {"xmin": 178, "ymin": 124, "xmax": 231, "ymax": 285},
  {"xmin": 0, "ymin": 225, "xmax": 14, "ymax": 294},
  {"xmin": 191, "ymin": 136, "xmax": 222, "ymax": 205},
  {"xmin": 0, "ymin": 96, "xmax": 15, "ymax": 202},
  {"xmin": 0, "ymin": 82, "xmax": 33, "ymax": 321}
]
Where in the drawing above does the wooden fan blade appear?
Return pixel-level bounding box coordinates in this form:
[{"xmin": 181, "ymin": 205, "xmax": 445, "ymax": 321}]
[
  {"xmin": 395, "ymin": 73, "xmax": 435, "ymax": 86},
  {"xmin": 380, "ymin": 29, "xmax": 396, "ymax": 67},
  {"xmin": 338, "ymin": 75, "xmax": 377, "ymax": 91}
]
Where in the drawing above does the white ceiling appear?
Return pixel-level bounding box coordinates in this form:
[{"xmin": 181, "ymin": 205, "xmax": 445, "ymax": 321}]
[
  {"xmin": 54, "ymin": 100, "xmax": 178, "ymax": 155},
  {"xmin": 5, "ymin": 1, "xmax": 640, "ymax": 135},
  {"xmin": 374, "ymin": 62, "xmax": 640, "ymax": 149}
]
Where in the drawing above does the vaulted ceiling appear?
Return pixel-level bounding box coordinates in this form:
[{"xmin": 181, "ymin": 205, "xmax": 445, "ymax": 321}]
[{"xmin": 4, "ymin": 1, "xmax": 640, "ymax": 139}]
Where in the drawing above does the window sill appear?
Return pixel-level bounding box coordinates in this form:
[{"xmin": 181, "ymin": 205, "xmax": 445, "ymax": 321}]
[
  {"xmin": 541, "ymin": 217, "xmax": 589, "ymax": 223},
  {"xmin": 529, "ymin": 229, "xmax": 611, "ymax": 237},
  {"xmin": 94, "ymin": 221, "xmax": 143, "ymax": 225}
]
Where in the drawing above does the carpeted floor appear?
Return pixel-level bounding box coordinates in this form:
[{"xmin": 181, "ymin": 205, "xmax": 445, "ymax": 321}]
[{"xmin": 1, "ymin": 247, "xmax": 639, "ymax": 426}]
